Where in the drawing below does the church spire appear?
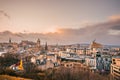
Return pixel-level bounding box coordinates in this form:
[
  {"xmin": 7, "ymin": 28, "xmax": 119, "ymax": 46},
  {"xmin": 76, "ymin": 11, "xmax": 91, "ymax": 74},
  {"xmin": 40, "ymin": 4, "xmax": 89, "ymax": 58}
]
[
  {"xmin": 45, "ymin": 42, "xmax": 48, "ymax": 51},
  {"xmin": 9, "ymin": 37, "xmax": 11, "ymax": 43},
  {"xmin": 37, "ymin": 38, "xmax": 41, "ymax": 48}
]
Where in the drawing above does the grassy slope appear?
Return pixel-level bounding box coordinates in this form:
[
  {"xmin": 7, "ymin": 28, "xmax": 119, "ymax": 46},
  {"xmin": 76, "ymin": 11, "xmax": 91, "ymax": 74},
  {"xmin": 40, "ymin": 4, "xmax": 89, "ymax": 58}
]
[{"xmin": 0, "ymin": 75, "xmax": 31, "ymax": 80}]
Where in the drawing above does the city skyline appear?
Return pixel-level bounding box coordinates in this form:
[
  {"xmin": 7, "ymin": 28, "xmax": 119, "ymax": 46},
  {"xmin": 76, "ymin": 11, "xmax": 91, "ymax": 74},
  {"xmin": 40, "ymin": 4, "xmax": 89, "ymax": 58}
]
[{"xmin": 0, "ymin": 1, "xmax": 120, "ymax": 79}]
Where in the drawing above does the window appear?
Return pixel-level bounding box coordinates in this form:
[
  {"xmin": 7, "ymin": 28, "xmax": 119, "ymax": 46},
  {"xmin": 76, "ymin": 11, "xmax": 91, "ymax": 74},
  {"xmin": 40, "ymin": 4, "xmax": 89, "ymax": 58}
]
[
  {"xmin": 113, "ymin": 59, "xmax": 115, "ymax": 61},
  {"xmin": 113, "ymin": 62, "xmax": 116, "ymax": 64}
]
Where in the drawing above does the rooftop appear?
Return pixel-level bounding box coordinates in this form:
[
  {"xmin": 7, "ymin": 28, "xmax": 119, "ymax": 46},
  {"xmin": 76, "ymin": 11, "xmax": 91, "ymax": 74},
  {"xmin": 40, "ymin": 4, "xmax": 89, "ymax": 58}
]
[{"xmin": 90, "ymin": 41, "xmax": 103, "ymax": 48}]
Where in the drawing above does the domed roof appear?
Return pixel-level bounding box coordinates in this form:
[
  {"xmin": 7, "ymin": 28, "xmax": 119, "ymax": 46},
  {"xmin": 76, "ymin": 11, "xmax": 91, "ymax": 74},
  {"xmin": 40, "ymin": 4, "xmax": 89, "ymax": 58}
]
[{"xmin": 90, "ymin": 41, "xmax": 103, "ymax": 48}]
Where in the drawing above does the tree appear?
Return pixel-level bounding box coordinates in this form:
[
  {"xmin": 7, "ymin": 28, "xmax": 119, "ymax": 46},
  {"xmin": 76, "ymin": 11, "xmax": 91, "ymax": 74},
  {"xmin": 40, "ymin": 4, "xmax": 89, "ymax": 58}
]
[{"xmin": 0, "ymin": 53, "xmax": 19, "ymax": 67}]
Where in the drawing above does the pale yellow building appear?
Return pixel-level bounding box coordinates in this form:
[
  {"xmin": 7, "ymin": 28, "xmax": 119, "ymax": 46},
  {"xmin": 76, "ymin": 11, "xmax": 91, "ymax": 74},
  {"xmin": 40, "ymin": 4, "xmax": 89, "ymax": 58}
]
[{"xmin": 111, "ymin": 57, "xmax": 120, "ymax": 80}]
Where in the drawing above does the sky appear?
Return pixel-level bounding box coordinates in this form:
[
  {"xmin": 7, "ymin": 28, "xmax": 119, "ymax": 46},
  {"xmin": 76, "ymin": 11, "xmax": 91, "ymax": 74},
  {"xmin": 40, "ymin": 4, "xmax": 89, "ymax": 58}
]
[{"xmin": 0, "ymin": 0, "xmax": 120, "ymax": 33}]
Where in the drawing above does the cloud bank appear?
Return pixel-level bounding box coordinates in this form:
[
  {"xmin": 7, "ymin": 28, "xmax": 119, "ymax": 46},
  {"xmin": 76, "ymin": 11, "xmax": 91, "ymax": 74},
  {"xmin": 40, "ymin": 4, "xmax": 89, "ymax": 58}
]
[{"xmin": 0, "ymin": 15, "xmax": 120, "ymax": 45}]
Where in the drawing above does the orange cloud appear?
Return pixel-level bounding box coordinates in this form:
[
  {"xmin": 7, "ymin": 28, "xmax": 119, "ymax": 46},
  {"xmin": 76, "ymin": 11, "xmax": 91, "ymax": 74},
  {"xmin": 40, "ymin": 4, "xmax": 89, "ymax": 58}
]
[{"xmin": 109, "ymin": 15, "xmax": 120, "ymax": 21}]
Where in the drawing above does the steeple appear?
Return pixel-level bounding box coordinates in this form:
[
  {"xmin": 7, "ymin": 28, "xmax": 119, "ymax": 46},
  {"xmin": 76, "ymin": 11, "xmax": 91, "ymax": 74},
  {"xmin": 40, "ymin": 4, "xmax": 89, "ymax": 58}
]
[
  {"xmin": 9, "ymin": 38, "xmax": 11, "ymax": 43},
  {"xmin": 18, "ymin": 59, "xmax": 24, "ymax": 70},
  {"xmin": 37, "ymin": 38, "xmax": 41, "ymax": 48},
  {"xmin": 45, "ymin": 42, "xmax": 48, "ymax": 51}
]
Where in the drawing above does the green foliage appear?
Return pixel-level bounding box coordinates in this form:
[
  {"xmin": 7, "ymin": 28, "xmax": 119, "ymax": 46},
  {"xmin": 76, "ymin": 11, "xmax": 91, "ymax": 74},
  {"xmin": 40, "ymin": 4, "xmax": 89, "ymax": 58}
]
[{"xmin": 0, "ymin": 53, "xmax": 19, "ymax": 67}]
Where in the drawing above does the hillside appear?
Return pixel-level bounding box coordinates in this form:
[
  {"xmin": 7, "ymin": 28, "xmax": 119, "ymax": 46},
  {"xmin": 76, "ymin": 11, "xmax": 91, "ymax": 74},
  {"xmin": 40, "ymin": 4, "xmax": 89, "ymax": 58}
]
[{"xmin": 0, "ymin": 75, "xmax": 31, "ymax": 80}]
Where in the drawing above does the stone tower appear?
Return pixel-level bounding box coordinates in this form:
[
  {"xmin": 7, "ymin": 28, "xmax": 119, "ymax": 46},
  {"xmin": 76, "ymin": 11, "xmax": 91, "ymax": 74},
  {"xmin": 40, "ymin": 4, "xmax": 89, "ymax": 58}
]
[
  {"xmin": 45, "ymin": 42, "xmax": 48, "ymax": 51},
  {"xmin": 9, "ymin": 38, "xmax": 11, "ymax": 43},
  {"xmin": 37, "ymin": 38, "xmax": 41, "ymax": 48}
]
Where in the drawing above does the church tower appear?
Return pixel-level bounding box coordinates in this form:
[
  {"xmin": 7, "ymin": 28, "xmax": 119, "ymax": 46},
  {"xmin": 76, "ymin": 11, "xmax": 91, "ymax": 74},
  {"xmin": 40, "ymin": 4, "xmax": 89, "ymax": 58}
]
[
  {"xmin": 45, "ymin": 42, "xmax": 48, "ymax": 51},
  {"xmin": 9, "ymin": 38, "xmax": 11, "ymax": 43},
  {"xmin": 37, "ymin": 38, "xmax": 41, "ymax": 48}
]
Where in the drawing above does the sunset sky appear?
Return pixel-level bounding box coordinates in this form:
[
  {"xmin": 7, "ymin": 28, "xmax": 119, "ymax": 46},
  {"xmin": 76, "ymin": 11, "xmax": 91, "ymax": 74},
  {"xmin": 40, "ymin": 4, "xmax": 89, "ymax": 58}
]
[{"xmin": 0, "ymin": 0, "xmax": 120, "ymax": 33}]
